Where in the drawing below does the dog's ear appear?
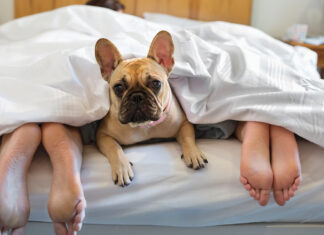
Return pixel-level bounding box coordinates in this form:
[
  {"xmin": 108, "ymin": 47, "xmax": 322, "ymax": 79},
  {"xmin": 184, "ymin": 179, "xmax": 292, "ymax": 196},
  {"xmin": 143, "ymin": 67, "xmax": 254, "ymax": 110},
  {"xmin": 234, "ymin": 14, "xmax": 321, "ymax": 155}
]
[
  {"xmin": 95, "ymin": 38, "xmax": 122, "ymax": 82},
  {"xmin": 147, "ymin": 31, "xmax": 174, "ymax": 75}
]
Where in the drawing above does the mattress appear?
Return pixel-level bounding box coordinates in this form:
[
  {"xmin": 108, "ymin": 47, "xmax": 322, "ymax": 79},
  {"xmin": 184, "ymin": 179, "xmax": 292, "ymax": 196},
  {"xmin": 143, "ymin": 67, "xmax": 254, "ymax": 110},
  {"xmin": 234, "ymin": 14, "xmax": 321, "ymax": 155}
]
[
  {"xmin": 28, "ymin": 138, "xmax": 324, "ymax": 226},
  {"xmin": 24, "ymin": 222, "xmax": 324, "ymax": 235}
]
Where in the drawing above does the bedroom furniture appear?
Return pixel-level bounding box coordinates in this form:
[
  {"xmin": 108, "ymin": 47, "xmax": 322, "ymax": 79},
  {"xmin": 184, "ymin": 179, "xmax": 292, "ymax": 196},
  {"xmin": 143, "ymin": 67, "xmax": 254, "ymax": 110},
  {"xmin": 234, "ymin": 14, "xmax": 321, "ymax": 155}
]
[{"xmin": 14, "ymin": 0, "xmax": 252, "ymax": 25}]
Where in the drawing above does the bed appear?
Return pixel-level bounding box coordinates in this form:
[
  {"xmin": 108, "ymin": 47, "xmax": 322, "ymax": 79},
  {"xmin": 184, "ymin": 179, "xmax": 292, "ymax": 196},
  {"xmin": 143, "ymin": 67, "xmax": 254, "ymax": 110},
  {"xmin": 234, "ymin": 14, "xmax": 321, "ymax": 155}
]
[
  {"xmin": 5, "ymin": 0, "xmax": 324, "ymax": 234},
  {"xmin": 25, "ymin": 138, "xmax": 324, "ymax": 235}
]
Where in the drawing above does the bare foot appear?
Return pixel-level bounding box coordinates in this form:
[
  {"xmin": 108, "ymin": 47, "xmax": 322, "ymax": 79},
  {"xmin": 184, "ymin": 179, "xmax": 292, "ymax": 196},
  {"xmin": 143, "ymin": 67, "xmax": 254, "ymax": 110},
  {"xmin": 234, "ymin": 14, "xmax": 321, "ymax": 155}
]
[
  {"xmin": 0, "ymin": 124, "xmax": 41, "ymax": 234},
  {"xmin": 42, "ymin": 123, "xmax": 86, "ymax": 235},
  {"xmin": 237, "ymin": 122, "xmax": 273, "ymax": 206},
  {"xmin": 271, "ymin": 125, "xmax": 301, "ymax": 206}
]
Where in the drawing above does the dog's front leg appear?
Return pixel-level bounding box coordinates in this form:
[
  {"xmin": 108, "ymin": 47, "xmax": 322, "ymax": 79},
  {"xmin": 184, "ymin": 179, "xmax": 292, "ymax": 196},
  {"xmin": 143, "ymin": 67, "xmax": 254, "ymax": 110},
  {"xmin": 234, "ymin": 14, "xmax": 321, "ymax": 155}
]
[
  {"xmin": 97, "ymin": 134, "xmax": 134, "ymax": 187},
  {"xmin": 177, "ymin": 120, "xmax": 208, "ymax": 170}
]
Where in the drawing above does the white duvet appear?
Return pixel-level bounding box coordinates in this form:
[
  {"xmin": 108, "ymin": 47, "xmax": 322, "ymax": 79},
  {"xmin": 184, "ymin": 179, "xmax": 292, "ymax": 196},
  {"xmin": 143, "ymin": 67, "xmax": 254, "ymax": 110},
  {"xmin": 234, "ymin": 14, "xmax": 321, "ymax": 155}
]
[{"xmin": 0, "ymin": 6, "xmax": 323, "ymax": 147}]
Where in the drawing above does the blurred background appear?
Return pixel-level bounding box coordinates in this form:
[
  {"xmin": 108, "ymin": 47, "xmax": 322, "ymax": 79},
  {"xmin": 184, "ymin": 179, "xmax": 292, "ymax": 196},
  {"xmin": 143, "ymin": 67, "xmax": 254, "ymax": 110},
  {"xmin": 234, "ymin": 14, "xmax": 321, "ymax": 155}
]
[{"xmin": 0, "ymin": 0, "xmax": 323, "ymax": 39}]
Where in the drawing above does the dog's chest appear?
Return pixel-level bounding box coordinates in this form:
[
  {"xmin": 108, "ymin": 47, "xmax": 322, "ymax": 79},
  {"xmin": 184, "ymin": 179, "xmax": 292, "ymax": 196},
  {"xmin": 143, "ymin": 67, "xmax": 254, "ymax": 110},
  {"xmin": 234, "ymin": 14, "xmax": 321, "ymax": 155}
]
[
  {"xmin": 108, "ymin": 118, "xmax": 181, "ymax": 145},
  {"xmin": 106, "ymin": 107, "xmax": 184, "ymax": 145}
]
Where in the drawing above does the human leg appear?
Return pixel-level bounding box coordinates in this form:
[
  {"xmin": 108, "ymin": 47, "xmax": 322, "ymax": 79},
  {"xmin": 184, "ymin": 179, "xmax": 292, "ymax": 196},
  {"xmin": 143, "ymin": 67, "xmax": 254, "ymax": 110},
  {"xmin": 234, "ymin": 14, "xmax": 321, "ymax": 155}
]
[
  {"xmin": 235, "ymin": 121, "xmax": 273, "ymax": 206},
  {"xmin": 0, "ymin": 124, "xmax": 41, "ymax": 234},
  {"xmin": 270, "ymin": 125, "xmax": 301, "ymax": 206},
  {"xmin": 41, "ymin": 123, "xmax": 86, "ymax": 235}
]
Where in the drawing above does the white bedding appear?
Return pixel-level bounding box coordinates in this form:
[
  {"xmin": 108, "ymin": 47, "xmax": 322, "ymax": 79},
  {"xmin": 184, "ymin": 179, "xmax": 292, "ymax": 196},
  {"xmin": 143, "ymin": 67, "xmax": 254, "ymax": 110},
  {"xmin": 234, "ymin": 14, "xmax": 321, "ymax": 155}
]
[
  {"xmin": 28, "ymin": 139, "xmax": 324, "ymax": 226},
  {"xmin": 0, "ymin": 6, "xmax": 324, "ymax": 147},
  {"xmin": 0, "ymin": 5, "xmax": 323, "ymax": 229}
]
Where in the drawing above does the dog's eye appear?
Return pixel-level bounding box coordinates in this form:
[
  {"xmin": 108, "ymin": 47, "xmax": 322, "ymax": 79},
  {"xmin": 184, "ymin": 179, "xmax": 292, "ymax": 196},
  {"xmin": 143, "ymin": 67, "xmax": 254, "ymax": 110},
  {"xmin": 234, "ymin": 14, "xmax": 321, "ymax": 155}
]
[
  {"xmin": 152, "ymin": 80, "xmax": 161, "ymax": 89},
  {"xmin": 113, "ymin": 84, "xmax": 124, "ymax": 97}
]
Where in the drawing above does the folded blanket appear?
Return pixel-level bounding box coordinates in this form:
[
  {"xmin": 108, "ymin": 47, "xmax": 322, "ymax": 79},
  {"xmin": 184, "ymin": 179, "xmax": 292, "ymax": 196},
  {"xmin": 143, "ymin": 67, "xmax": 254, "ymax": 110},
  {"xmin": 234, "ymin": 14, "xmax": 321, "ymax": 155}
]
[{"xmin": 0, "ymin": 6, "xmax": 323, "ymax": 147}]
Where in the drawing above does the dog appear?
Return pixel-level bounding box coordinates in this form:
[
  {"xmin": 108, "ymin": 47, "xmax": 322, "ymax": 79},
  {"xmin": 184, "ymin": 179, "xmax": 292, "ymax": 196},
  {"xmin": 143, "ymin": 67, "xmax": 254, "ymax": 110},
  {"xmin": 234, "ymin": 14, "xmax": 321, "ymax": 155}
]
[{"xmin": 95, "ymin": 31, "xmax": 208, "ymax": 186}]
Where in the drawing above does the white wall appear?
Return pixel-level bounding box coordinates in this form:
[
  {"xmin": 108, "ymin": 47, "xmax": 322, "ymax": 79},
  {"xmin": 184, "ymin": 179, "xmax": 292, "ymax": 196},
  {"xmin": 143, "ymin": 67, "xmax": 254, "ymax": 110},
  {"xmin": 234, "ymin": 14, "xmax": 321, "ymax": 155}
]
[
  {"xmin": 0, "ymin": 0, "xmax": 323, "ymax": 38},
  {"xmin": 0, "ymin": 0, "xmax": 14, "ymax": 25},
  {"xmin": 251, "ymin": 0, "xmax": 324, "ymax": 38}
]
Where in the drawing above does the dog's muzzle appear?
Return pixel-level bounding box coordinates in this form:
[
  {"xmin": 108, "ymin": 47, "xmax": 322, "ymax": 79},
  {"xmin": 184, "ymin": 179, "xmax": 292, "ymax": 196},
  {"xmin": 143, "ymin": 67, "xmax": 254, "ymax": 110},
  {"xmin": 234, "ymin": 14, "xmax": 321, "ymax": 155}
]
[{"xmin": 119, "ymin": 91, "xmax": 160, "ymax": 124}]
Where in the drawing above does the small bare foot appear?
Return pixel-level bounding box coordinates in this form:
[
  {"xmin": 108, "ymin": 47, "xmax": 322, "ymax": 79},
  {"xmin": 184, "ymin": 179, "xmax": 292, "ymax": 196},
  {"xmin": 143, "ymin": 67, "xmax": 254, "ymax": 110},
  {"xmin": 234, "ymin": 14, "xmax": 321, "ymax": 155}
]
[
  {"xmin": 271, "ymin": 125, "xmax": 301, "ymax": 206},
  {"xmin": 42, "ymin": 123, "xmax": 86, "ymax": 235},
  {"xmin": 0, "ymin": 124, "xmax": 41, "ymax": 234},
  {"xmin": 237, "ymin": 122, "xmax": 273, "ymax": 206}
]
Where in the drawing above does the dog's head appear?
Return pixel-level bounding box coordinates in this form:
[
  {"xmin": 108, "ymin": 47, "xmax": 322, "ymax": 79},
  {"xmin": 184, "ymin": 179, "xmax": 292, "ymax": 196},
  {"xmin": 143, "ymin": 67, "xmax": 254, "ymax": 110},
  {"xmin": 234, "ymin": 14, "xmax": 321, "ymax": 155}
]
[{"xmin": 95, "ymin": 31, "xmax": 174, "ymax": 127}]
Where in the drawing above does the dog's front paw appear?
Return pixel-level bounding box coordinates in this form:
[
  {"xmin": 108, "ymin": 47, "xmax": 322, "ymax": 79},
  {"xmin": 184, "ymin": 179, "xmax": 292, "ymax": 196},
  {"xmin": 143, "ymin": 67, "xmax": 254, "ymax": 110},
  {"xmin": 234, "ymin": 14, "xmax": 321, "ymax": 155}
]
[
  {"xmin": 181, "ymin": 147, "xmax": 208, "ymax": 170},
  {"xmin": 111, "ymin": 156, "xmax": 134, "ymax": 187}
]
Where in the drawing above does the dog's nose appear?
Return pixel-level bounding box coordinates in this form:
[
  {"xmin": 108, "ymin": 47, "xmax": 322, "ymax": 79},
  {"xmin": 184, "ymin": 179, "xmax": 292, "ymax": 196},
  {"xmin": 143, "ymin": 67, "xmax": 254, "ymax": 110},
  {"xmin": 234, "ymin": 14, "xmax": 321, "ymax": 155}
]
[{"xmin": 130, "ymin": 92, "xmax": 145, "ymax": 105}]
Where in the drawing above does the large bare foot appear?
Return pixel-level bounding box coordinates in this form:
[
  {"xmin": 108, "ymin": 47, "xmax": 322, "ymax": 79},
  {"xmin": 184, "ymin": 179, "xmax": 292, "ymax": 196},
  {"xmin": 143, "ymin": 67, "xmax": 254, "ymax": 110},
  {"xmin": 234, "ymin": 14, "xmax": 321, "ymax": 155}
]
[
  {"xmin": 42, "ymin": 123, "xmax": 86, "ymax": 235},
  {"xmin": 270, "ymin": 125, "xmax": 301, "ymax": 206},
  {"xmin": 0, "ymin": 124, "xmax": 41, "ymax": 234},
  {"xmin": 236, "ymin": 122, "xmax": 273, "ymax": 206}
]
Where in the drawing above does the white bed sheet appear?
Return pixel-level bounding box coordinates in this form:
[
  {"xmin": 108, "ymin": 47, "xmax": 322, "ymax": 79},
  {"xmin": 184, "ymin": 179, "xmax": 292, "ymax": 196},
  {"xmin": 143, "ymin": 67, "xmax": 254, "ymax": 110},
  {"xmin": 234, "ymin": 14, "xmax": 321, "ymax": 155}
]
[
  {"xmin": 25, "ymin": 222, "xmax": 324, "ymax": 235},
  {"xmin": 28, "ymin": 138, "xmax": 324, "ymax": 226}
]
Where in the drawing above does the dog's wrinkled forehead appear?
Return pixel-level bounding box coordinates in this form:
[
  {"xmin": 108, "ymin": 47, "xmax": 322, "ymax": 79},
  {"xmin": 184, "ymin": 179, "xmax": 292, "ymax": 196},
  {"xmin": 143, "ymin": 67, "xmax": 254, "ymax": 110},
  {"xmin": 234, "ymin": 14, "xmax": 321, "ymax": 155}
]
[{"xmin": 110, "ymin": 57, "xmax": 168, "ymax": 86}]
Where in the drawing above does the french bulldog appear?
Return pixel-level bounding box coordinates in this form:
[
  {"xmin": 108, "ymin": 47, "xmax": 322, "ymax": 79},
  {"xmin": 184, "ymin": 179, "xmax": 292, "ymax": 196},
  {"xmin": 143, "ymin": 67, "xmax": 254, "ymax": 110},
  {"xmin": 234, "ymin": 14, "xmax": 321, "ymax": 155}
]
[{"xmin": 95, "ymin": 31, "xmax": 208, "ymax": 186}]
